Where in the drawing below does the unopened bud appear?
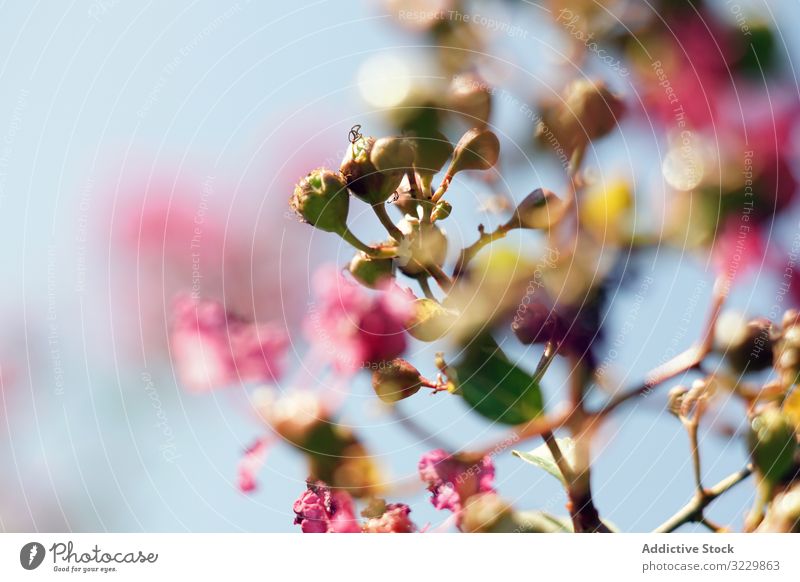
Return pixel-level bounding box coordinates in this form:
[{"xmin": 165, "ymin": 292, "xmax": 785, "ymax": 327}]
[
  {"xmin": 289, "ymin": 168, "xmax": 350, "ymax": 234},
  {"xmin": 459, "ymin": 493, "xmax": 513, "ymax": 533},
  {"xmin": 371, "ymin": 359, "xmax": 425, "ymax": 403},
  {"xmin": 370, "ymin": 137, "xmax": 415, "ymax": 174},
  {"xmin": 512, "ymin": 303, "xmax": 564, "ymax": 346},
  {"xmin": 449, "ymin": 73, "xmax": 492, "ymax": 127},
  {"xmin": 341, "ymin": 136, "xmax": 404, "ymax": 204},
  {"xmin": 506, "ymin": 188, "xmax": 567, "ymax": 230},
  {"xmin": 748, "ymin": 408, "xmax": 797, "ymax": 486},
  {"xmin": 448, "ymin": 128, "xmax": 500, "ymax": 176},
  {"xmin": 406, "ymin": 130, "xmax": 453, "ymax": 176},
  {"xmin": 714, "ymin": 312, "xmax": 774, "ymax": 373},
  {"xmin": 562, "ymin": 79, "xmax": 625, "ymax": 144},
  {"xmin": 431, "ymin": 200, "xmax": 452, "ymax": 221},
  {"xmin": 348, "ymin": 252, "xmax": 394, "ymax": 289},
  {"xmin": 406, "ymin": 298, "xmax": 458, "ymax": 341}
]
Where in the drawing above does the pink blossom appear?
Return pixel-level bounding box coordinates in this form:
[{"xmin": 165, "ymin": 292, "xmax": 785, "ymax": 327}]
[
  {"xmin": 304, "ymin": 266, "xmax": 413, "ymax": 373},
  {"xmin": 418, "ymin": 449, "xmax": 495, "ymax": 519},
  {"xmin": 362, "ymin": 503, "xmax": 416, "ymax": 533},
  {"xmin": 238, "ymin": 437, "xmax": 272, "ymax": 493},
  {"xmin": 711, "ymin": 218, "xmax": 767, "ymax": 281},
  {"xmin": 169, "ymin": 294, "xmax": 288, "ymax": 392},
  {"xmin": 293, "ymin": 482, "xmax": 361, "ymax": 533}
]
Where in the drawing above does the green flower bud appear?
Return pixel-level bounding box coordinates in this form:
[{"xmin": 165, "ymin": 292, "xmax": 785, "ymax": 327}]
[
  {"xmin": 748, "ymin": 408, "xmax": 797, "ymax": 486},
  {"xmin": 341, "ymin": 136, "xmax": 404, "ymax": 204},
  {"xmin": 431, "ymin": 200, "xmax": 452, "ymax": 221},
  {"xmin": 371, "ymin": 359, "xmax": 425, "ymax": 403},
  {"xmin": 396, "ymin": 217, "xmax": 448, "ymax": 277},
  {"xmin": 370, "ymin": 137, "xmax": 415, "ymax": 174},
  {"xmin": 289, "ymin": 168, "xmax": 350, "ymax": 233},
  {"xmin": 406, "ymin": 298, "xmax": 457, "ymax": 341},
  {"xmin": 348, "ymin": 252, "xmax": 394, "ymax": 289},
  {"xmin": 713, "ymin": 312, "xmax": 774, "ymax": 374},
  {"xmin": 506, "ymin": 188, "xmax": 567, "ymax": 230},
  {"xmin": 406, "ymin": 130, "xmax": 453, "ymax": 176},
  {"xmin": 449, "ymin": 128, "xmax": 500, "ymax": 176}
]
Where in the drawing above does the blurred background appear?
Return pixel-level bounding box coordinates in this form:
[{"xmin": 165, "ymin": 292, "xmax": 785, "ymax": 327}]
[{"xmin": 1, "ymin": 0, "xmax": 799, "ymax": 532}]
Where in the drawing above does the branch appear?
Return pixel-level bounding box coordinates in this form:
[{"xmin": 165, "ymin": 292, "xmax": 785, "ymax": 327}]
[{"xmin": 653, "ymin": 466, "xmax": 752, "ymax": 533}]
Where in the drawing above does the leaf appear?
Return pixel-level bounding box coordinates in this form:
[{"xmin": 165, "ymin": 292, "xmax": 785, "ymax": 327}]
[
  {"xmin": 512, "ymin": 437, "xmax": 576, "ymax": 486},
  {"xmin": 454, "ymin": 334, "xmax": 543, "ymax": 425}
]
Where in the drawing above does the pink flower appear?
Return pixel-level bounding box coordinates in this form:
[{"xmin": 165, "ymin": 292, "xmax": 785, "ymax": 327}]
[
  {"xmin": 362, "ymin": 503, "xmax": 416, "ymax": 533},
  {"xmin": 418, "ymin": 449, "xmax": 495, "ymax": 520},
  {"xmin": 304, "ymin": 266, "xmax": 413, "ymax": 373},
  {"xmin": 293, "ymin": 482, "xmax": 361, "ymax": 533},
  {"xmin": 169, "ymin": 295, "xmax": 288, "ymax": 392},
  {"xmin": 238, "ymin": 437, "xmax": 272, "ymax": 493}
]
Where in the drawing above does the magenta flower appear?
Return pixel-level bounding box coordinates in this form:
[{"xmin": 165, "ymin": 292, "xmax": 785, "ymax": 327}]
[
  {"xmin": 304, "ymin": 266, "xmax": 413, "ymax": 373},
  {"xmin": 293, "ymin": 482, "xmax": 361, "ymax": 533},
  {"xmin": 418, "ymin": 449, "xmax": 495, "ymax": 521},
  {"xmin": 169, "ymin": 294, "xmax": 288, "ymax": 392}
]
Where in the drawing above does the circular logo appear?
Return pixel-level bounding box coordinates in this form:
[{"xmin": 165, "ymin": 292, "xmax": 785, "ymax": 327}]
[{"xmin": 20, "ymin": 542, "xmax": 46, "ymax": 570}]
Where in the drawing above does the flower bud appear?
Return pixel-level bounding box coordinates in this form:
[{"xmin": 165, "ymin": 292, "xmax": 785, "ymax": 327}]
[
  {"xmin": 371, "ymin": 358, "xmax": 425, "ymax": 403},
  {"xmin": 776, "ymin": 310, "xmax": 800, "ymax": 387},
  {"xmin": 748, "ymin": 408, "xmax": 797, "ymax": 486},
  {"xmin": 713, "ymin": 312, "xmax": 774, "ymax": 373},
  {"xmin": 512, "ymin": 303, "xmax": 565, "ymax": 346},
  {"xmin": 448, "ymin": 128, "xmax": 500, "ymax": 176},
  {"xmin": 341, "ymin": 136, "xmax": 404, "ymax": 204},
  {"xmin": 506, "ymin": 188, "xmax": 567, "ymax": 230},
  {"xmin": 370, "ymin": 137, "xmax": 415, "ymax": 174},
  {"xmin": 396, "ymin": 217, "xmax": 448, "ymax": 276},
  {"xmin": 562, "ymin": 79, "xmax": 625, "ymax": 144},
  {"xmin": 289, "ymin": 168, "xmax": 350, "ymax": 233},
  {"xmin": 431, "ymin": 200, "xmax": 452, "ymax": 221},
  {"xmin": 459, "ymin": 493, "xmax": 513, "ymax": 533},
  {"xmin": 448, "ymin": 73, "xmax": 492, "ymax": 127},
  {"xmin": 406, "ymin": 298, "xmax": 458, "ymax": 341},
  {"xmin": 406, "ymin": 130, "xmax": 453, "ymax": 176},
  {"xmin": 348, "ymin": 252, "xmax": 394, "ymax": 289}
]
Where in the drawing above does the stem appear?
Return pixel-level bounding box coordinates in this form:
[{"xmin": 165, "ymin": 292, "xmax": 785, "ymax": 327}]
[
  {"xmin": 686, "ymin": 420, "xmax": 703, "ymax": 495},
  {"xmin": 373, "ymin": 203, "xmax": 404, "ymax": 240},
  {"xmin": 453, "ymin": 223, "xmax": 511, "ymax": 277},
  {"xmin": 431, "ymin": 174, "xmax": 452, "ymax": 204},
  {"xmin": 416, "ymin": 276, "xmax": 436, "ymax": 300},
  {"xmin": 542, "ymin": 430, "xmax": 573, "ymax": 484},
  {"xmin": 425, "ymin": 263, "xmax": 454, "ymax": 293},
  {"xmin": 594, "ymin": 272, "xmax": 730, "ymax": 418},
  {"xmin": 339, "ymin": 228, "xmax": 396, "ymax": 259},
  {"xmin": 654, "ymin": 466, "xmax": 752, "ymax": 533},
  {"xmin": 532, "ymin": 341, "xmax": 559, "ymax": 385}
]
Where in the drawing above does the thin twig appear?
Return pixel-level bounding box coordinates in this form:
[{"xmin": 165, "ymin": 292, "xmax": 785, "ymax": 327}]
[
  {"xmin": 653, "ymin": 466, "xmax": 752, "ymax": 533},
  {"xmin": 453, "ymin": 223, "xmax": 511, "ymax": 277}
]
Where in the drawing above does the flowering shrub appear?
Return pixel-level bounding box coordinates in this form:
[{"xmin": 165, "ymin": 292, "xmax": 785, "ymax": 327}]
[{"xmin": 166, "ymin": 0, "xmax": 800, "ymax": 533}]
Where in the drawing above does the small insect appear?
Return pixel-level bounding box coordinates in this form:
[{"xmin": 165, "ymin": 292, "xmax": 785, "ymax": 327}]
[{"xmin": 348, "ymin": 124, "xmax": 363, "ymax": 144}]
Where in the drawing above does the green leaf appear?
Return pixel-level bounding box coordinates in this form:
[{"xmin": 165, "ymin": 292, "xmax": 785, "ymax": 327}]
[
  {"xmin": 454, "ymin": 333, "xmax": 543, "ymax": 425},
  {"xmin": 512, "ymin": 437, "xmax": 576, "ymax": 485}
]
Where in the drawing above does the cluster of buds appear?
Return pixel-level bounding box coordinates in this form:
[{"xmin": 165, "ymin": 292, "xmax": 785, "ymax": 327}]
[{"xmin": 289, "ymin": 125, "xmax": 501, "ymax": 289}]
